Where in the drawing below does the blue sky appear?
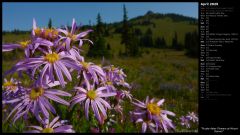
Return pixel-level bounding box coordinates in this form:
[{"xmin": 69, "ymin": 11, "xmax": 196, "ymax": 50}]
[{"xmin": 3, "ymin": 2, "xmax": 198, "ymax": 31}]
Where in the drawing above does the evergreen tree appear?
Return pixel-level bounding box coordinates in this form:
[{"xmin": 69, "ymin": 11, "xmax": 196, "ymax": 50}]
[
  {"xmin": 87, "ymin": 13, "xmax": 111, "ymax": 58},
  {"xmin": 121, "ymin": 4, "xmax": 130, "ymax": 55},
  {"xmin": 172, "ymin": 32, "xmax": 182, "ymax": 50},
  {"xmin": 48, "ymin": 18, "xmax": 52, "ymax": 29},
  {"xmin": 139, "ymin": 28, "xmax": 153, "ymax": 48},
  {"xmin": 155, "ymin": 37, "xmax": 166, "ymax": 48},
  {"xmin": 107, "ymin": 43, "xmax": 111, "ymax": 50},
  {"xmin": 185, "ymin": 31, "xmax": 198, "ymax": 57}
]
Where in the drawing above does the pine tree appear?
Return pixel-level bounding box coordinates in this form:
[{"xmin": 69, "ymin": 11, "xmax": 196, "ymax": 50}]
[
  {"xmin": 87, "ymin": 13, "xmax": 110, "ymax": 58},
  {"xmin": 121, "ymin": 5, "xmax": 141, "ymax": 56},
  {"xmin": 121, "ymin": 5, "xmax": 130, "ymax": 54},
  {"xmin": 185, "ymin": 31, "xmax": 198, "ymax": 57},
  {"xmin": 172, "ymin": 32, "xmax": 182, "ymax": 50},
  {"xmin": 48, "ymin": 18, "xmax": 52, "ymax": 29}
]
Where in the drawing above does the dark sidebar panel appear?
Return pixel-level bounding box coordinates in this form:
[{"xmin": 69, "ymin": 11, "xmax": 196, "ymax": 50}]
[{"xmin": 199, "ymin": 0, "xmax": 239, "ymax": 134}]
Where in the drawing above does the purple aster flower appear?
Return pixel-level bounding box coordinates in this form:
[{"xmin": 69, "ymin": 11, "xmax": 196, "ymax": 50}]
[
  {"xmin": 2, "ymin": 38, "xmax": 53, "ymax": 57},
  {"xmin": 2, "ymin": 78, "xmax": 22, "ymax": 97},
  {"xmin": 186, "ymin": 112, "xmax": 198, "ymax": 123},
  {"xmin": 132, "ymin": 96, "xmax": 175, "ymax": 133},
  {"xmin": 4, "ymin": 80, "xmax": 71, "ymax": 123},
  {"xmin": 136, "ymin": 118, "xmax": 158, "ymax": 133},
  {"xmin": 32, "ymin": 19, "xmax": 59, "ymax": 41},
  {"xmin": 180, "ymin": 116, "xmax": 190, "ymax": 128},
  {"xmin": 102, "ymin": 79, "xmax": 116, "ymax": 93},
  {"xmin": 25, "ymin": 116, "xmax": 75, "ymax": 133},
  {"xmin": 75, "ymin": 57, "xmax": 106, "ymax": 85},
  {"xmin": 116, "ymin": 80, "xmax": 131, "ymax": 89},
  {"xmin": 119, "ymin": 90, "xmax": 133, "ymax": 101},
  {"xmin": 103, "ymin": 65, "xmax": 127, "ymax": 82},
  {"xmin": 112, "ymin": 103, "xmax": 124, "ymax": 123},
  {"xmin": 6, "ymin": 49, "xmax": 79, "ymax": 87},
  {"xmin": 70, "ymin": 80, "xmax": 116, "ymax": 123},
  {"xmin": 57, "ymin": 18, "xmax": 93, "ymax": 51}
]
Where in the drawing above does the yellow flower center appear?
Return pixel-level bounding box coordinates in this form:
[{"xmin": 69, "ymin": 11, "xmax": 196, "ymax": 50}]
[
  {"xmin": 111, "ymin": 66, "xmax": 116, "ymax": 71},
  {"xmin": 67, "ymin": 33, "xmax": 77, "ymax": 41},
  {"xmin": 147, "ymin": 103, "xmax": 161, "ymax": 115},
  {"xmin": 19, "ymin": 40, "xmax": 31, "ymax": 48},
  {"xmin": 42, "ymin": 127, "xmax": 54, "ymax": 133},
  {"xmin": 34, "ymin": 28, "xmax": 42, "ymax": 36},
  {"xmin": 80, "ymin": 62, "xmax": 89, "ymax": 69},
  {"xmin": 44, "ymin": 28, "xmax": 58, "ymax": 38},
  {"xmin": 44, "ymin": 52, "xmax": 59, "ymax": 63},
  {"xmin": 87, "ymin": 90, "xmax": 97, "ymax": 100},
  {"xmin": 106, "ymin": 81, "xmax": 112, "ymax": 85},
  {"xmin": 3, "ymin": 81, "xmax": 17, "ymax": 91},
  {"xmin": 30, "ymin": 87, "xmax": 44, "ymax": 100}
]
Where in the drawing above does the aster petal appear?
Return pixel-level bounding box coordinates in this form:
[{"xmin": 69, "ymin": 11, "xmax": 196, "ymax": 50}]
[
  {"xmin": 91, "ymin": 100, "xmax": 101, "ymax": 122},
  {"xmin": 95, "ymin": 100, "xmax": 107, "ymax": 118},
  {"xmin": 33, "ymin": 100, "xmax": 39, "ymax": 117},
  {"xmin": 65, "ymin": 38, "xmax": 71, "ymax": 50},
  {"xmin": 52, "ymin": 122, "xmax": 62, "ymax": 128},
  {"xmin": 47, "ymin": 81, "xmax": 60, "ymax": 88},
  {"xmin": 91, "ymin": 65, "xmax": 105, "ymax": 76},
  {"xmin": 13, "ymin": 106, "xmax": 30, "ymax": 123},
  {"xmin": 76, "ymin": 30, "xmax": 93, "ymax": 38},
  {"xmin": 95, "ymin": 87, "xmax": 106, "ymax": 93},
  {"xmin": 98, "ymin": 92, "xmax": 116, "ymax": 98},
  {"xmin": 54, "ymin": 125, "xmax": 73, "ymax": 133},
  {"xmin": 136, "ymin": 118, "xmax": 143, "ymax": 123},
  {"xmin": 83, "ymin": 72, "xmax": 90, "ymax": 90},
  {"xmin": 40, "ymin": 96, "xmax": 56, "ymax": 114},
  {"xmin": 56, "ymin": 61, "xmax": 72, "ymax": 81},
  {"xmin": 61, "ymin": 60, "xmax": 80, "ymax": 70},
  {"xmin": 70, "ymin": 94, "xmax": 87, "ymax": 102},
  {"xmin": 32, "ymin": 63, "xmax": 42, "ymax": 77},
  {"xmin": 44, "ymin": 93, "xmax": 69, "ymax": 106},
  {"xmin": 5, "ymin": 97, "xmax": 22, "ymax": 104},
  {"xmin": 54, "ymin": 63, "xmax": 65, "ymax": 87},
  {"xmin": 157, "ymin": 99, "xmax": 165, "ymax": 106},
  {"xmin": 5, "ymin": 102, "xmax": 23, "ymax": 121},
  {"xmin": 71, "ymin": 18, "xmax": 77, "ymax": 34},
  {"xmin": 142, "ymin": 122, "xmax": 147, "ymax": 133},
  {"xmin": 131, "ymin": 101, "xmax": 146, "ymax": 108},
  {"xmin": 96, "ymin": 98, "xmax": 111, "ymax": 109},
  {"xmin": 2, "ymin": 44, "xmax": 21, "ymax": 52},
  {"xmin": 46, "ymin": 89, "xmax": 72, "ymax": 97},
  {"xmin": 79, "ymin": 39, "xmax": 83, "ymax": 47},
  {"xmin": 27, "ymin": 126, "xmax": 43, "ymax": 131},
  {"xmin": 133, "ymin": 111, "xmax": 146, "ymax": 115},
  {"xmin": 85, "ymin": 99, "xmax": 90, "ymax": 120},
  {"xmin": 74, "ymin": 87, "xmax": 87, "ymax": 93},
  {"xmin": 149, "ymin": 126, "xmax": 157, "ymax": 133},
  {"xmin": 145, "ymin": 96, "xmax": 149, "ymax": 104},
  {"xmin": 38, "ymin": 100, "xmax": 49, "ymax": 118},
  {"xmin": 33, "ymin": 18, "xmax": 37, "ymax": 30},
  {"xmin": 70, "ymin": 96, "xmax": 87, "ymax": 108},
  {"xmin": 161, "ymin": 120, "xmax": 168, "ymax": 133},
  {"xmin": 57, "ymin": 28, "xmax": 68, "ymax": 35},
  {"xmin": 40, "ymin": 64, "xmax": 49, "ymax": 85},
  {"xmin": 49, "ymin": 116, "xmax": 60, "ymax": 127},
  {"xmin": 161, "ymin": 110, "xmax": 175, "ymax": 116},
  {"xmin": 34, "ymin": 38, "xmax": 54, "ymax": 46}
]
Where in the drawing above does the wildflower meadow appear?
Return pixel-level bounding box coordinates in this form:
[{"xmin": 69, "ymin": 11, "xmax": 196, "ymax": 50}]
[{"xmin": 2, "ymin": 19, "xmax": 198, "ymax": 133}]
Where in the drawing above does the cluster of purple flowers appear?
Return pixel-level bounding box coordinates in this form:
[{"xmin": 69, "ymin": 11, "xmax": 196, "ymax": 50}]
[
  {"xmin": 2, "ymin": 18, "xmax": 178, "ymax": 133},
  {"xmin": 180, "ymin": 112, "xmax": 198, "ymax": 129},
  {"xmin": 131, "ymin": 96, "xmax": 175, "ymax": 133}
]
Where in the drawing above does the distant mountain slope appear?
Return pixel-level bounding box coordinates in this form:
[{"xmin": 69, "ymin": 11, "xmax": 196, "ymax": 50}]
[{"xmin": 105, "ymin": 11, "xmax": 198, "ymax": 52}]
